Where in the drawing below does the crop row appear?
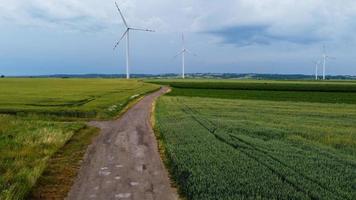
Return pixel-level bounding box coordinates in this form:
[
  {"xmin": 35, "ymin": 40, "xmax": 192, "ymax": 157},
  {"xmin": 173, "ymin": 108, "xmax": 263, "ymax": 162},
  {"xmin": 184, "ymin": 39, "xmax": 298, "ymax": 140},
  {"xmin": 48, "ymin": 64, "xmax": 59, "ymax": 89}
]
[
  {"xmin": 155, "ymin": 96, "xmax": 356, "ymax": 200},
  {"xmin": 150, "ymin": 80, "xmax": 356, "ymax": 92},
  {"xmin": 167, "ymin": 88, "xmax": 356, "ymax": 104}
]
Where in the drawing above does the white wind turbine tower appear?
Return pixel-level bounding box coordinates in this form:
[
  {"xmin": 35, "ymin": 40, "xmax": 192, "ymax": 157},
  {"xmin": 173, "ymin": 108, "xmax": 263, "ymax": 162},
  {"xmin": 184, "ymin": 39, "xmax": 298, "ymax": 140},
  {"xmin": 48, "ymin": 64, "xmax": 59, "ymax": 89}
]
[
  {"xmin": 321, "ymin": 45, "xmax": 335, "ymax": 80},
  {"xmin": 113, "ymin": 2, "xmax": 154, "ymax": 79},
  {"xmin": 174, "ymin": 33, "xmax": 196, "ymax": 79},
  {"xmin": 313, "ymin": 60, "xmax": 321, "ymax": 80}
]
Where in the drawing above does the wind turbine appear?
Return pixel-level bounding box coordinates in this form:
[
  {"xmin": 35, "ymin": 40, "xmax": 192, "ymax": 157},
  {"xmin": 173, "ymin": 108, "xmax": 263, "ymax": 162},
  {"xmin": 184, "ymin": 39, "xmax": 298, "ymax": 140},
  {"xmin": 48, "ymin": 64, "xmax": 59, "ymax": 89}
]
[
  {"xmin": 113, "ymin": 2, "xmax": 154, "ymax": 79},
  {"xmin": 321, "ymin": 45, "xmax": 335, "ymax": 80},
  {"xmin": 313, "ymin": 60, "xmax": 321, "ymax": 80},
  {"xmin": 174, "ymin": 33, "xmax": 196, "ymax": 79}
]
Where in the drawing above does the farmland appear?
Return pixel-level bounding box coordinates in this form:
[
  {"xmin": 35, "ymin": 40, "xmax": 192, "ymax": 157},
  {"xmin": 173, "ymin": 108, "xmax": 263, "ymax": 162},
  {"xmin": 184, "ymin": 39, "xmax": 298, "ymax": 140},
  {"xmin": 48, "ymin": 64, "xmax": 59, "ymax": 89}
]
[
  {"xmin": 150, "ymin": 79, "xmax": 356, "ymax": 104},
  {"xmin": 0, "ymin": 78, "xmax": 159, "ymax": 200},
  {"xmin": 154, "ymin": 80, "xmax": 356, "ymax": 200},
  {"xmin": 0, "ymin": 78, "xmax": 159, "ymax": 119}
]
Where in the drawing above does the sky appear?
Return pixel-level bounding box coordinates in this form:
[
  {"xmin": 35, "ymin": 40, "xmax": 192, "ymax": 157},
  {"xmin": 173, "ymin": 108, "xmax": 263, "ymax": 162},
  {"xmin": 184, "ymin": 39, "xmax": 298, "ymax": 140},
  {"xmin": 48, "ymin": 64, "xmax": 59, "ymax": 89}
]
[{"xmin": 1, "ymin": 0, "xmax": 356, "ymax": 76}]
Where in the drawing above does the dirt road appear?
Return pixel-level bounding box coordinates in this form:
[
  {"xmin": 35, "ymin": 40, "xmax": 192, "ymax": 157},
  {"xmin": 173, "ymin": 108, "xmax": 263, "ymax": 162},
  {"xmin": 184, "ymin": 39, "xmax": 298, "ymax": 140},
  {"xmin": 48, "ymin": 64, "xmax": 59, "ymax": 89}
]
[{"xmin": 66, "ymin": 87, "xmax": 177, "ymax": 200}]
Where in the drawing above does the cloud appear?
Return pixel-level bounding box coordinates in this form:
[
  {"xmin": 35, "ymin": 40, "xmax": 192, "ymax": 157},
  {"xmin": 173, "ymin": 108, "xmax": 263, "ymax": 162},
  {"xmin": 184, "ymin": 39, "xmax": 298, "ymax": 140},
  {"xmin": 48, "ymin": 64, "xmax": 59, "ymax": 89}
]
[
  {"xmin": 208, "ymin": 25, "xmax": 324, "ymax": 46},
  {"xmin": 192, "ymin": 0, "xmax": 356, "ymax": 46},
  {"xmin": 1, "ymin": 0, "xmax": 356, "ymax": 42},
  {"xmin": 26, "ymin": 5, "xmax": 108, "ymax": 32},
  {"xmin": 0, "ymin": 0, "xmax": 116, "ymax": 31}
]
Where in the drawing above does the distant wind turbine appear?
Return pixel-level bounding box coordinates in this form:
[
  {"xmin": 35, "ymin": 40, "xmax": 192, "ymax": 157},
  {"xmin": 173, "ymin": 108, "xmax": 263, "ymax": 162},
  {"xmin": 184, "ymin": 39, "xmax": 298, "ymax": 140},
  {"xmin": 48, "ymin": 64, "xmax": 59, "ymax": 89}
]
[
  {"xmin": 113, "ymin": 2, "xmax": 154, "ymax": 79},
  {"xmin": 321, "ymin": 45, "xmax": 335, "ymax": 80},
  {"xmin": 173, "ymin": 33, "xmax": 196, "ymax": 79},
  {"xmin": 313, "ymin": 60, "xmax": 321, "ymax": 80}
]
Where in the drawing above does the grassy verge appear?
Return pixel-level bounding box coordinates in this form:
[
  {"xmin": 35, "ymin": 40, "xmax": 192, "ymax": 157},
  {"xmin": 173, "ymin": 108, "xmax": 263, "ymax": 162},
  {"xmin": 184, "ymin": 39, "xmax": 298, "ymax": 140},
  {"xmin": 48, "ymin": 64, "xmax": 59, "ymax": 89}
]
[
  {"xmin": 151, "ymin": 89, "xmax": 181, "ymax": 197},
  {"xmin": 0, "ymin": 115, "xmax": 84, "ymax": 200},
  {"xmin": 27, "ymin": 126, "xmax": 99, "ymax": 199},
  {"xmin": 152, "ymin": 98, "xmax": 186, "ymax": 200}
]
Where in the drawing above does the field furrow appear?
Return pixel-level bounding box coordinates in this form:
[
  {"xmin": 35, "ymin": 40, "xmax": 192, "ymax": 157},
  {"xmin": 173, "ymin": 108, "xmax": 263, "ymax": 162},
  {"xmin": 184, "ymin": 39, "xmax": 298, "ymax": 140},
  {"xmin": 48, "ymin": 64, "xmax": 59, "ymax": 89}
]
[
  {"xmin": 182, "ymin": 102, "xmax": 350, "ymax": 200},
  {"xmin": 155, "ymin": 92, "xmax": 356, "ymax": 200}
]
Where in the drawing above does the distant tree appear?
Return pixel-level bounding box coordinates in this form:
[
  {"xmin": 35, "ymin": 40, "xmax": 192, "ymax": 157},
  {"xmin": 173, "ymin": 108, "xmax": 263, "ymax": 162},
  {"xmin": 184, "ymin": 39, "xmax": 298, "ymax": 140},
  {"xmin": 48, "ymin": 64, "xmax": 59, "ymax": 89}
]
[{"xmin": 0, "ymin": 75, "xmax": 4, "ymax": 78}]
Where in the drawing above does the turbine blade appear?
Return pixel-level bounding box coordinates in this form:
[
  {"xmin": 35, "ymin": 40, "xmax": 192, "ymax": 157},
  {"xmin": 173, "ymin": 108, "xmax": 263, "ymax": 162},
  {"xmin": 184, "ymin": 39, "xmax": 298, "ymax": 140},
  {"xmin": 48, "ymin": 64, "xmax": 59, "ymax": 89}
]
[
  {"xmin": 115, "ymin": 2, "xmax": 128, "ymax": 28},
  {"xmin": 327, "ymin": 56, "xmax": 336, "ymax": 60},
  {"xmin": 114, "ymin": 29, "xmax": 128, "ymax": 50},
  {"xmin": 182, "ymin": 33, "xmax": 185, "ymax": 47},
  {"xmin": 130, "ymin": 28, "xmax": 155, "ymax": 32},
  {"xmin": 186, "ymin": 49, "xmax": 197, "ymax": 56},
  {"xmin": 172, "ymin": 51, "xmax": 184, "ymax": 60},
  {"xmin": 323, "ymin": 44, "xmax": 326, "ymax": 54},
  {"xmin": 313, "ymin": 60, "xmax": 321, "ymax": 64}
]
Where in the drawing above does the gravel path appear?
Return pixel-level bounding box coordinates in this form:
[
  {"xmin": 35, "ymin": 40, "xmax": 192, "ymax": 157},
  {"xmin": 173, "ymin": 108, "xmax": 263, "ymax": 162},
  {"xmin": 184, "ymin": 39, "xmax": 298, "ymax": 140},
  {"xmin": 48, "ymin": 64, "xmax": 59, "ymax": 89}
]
[{"xmin": 66, "ymin": 87, "xmax": 178, "ymax": 200}]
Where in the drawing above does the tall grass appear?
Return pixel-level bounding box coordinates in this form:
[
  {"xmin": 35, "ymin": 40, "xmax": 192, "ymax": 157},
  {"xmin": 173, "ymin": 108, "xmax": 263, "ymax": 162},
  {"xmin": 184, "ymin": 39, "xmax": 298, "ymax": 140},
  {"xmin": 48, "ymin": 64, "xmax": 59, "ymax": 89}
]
[{"xmin": 0, "ymin": 115, "xmax": 84, "ymax": 200}]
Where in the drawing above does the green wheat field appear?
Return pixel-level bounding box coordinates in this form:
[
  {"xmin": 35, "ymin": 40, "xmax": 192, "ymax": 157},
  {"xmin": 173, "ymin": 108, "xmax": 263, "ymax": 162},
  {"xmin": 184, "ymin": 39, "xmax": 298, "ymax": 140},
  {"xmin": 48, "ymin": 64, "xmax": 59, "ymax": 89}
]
[
  {"xmin": 1, "ymin": 78, "xmax": 356, "ymax": 200},
  {"xmin": 153, "ymin": 79, "xmax": 356, "ymax": 200}
]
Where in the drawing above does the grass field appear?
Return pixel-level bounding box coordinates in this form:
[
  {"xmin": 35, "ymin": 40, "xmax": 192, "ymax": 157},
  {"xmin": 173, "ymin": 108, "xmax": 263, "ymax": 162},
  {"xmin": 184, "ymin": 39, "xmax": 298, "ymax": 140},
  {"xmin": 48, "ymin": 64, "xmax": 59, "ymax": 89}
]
[
  {"xmin": 149, "ymin": 79, "xmax": 356, "ymax": 92},
  {"xmin": 0, "ymin": 78, "xmax": 159, "ymax": 200},
  {"xmin": 154, "ymin": 80, "xmax": 356, "ymax": 200},
  {"xmin": 0, "ymin": 78, "xmax": 159, "ymax": 118},
  {"xmin": 149, "ymin": 79, "xmax": 356, "ymax": 104}
]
